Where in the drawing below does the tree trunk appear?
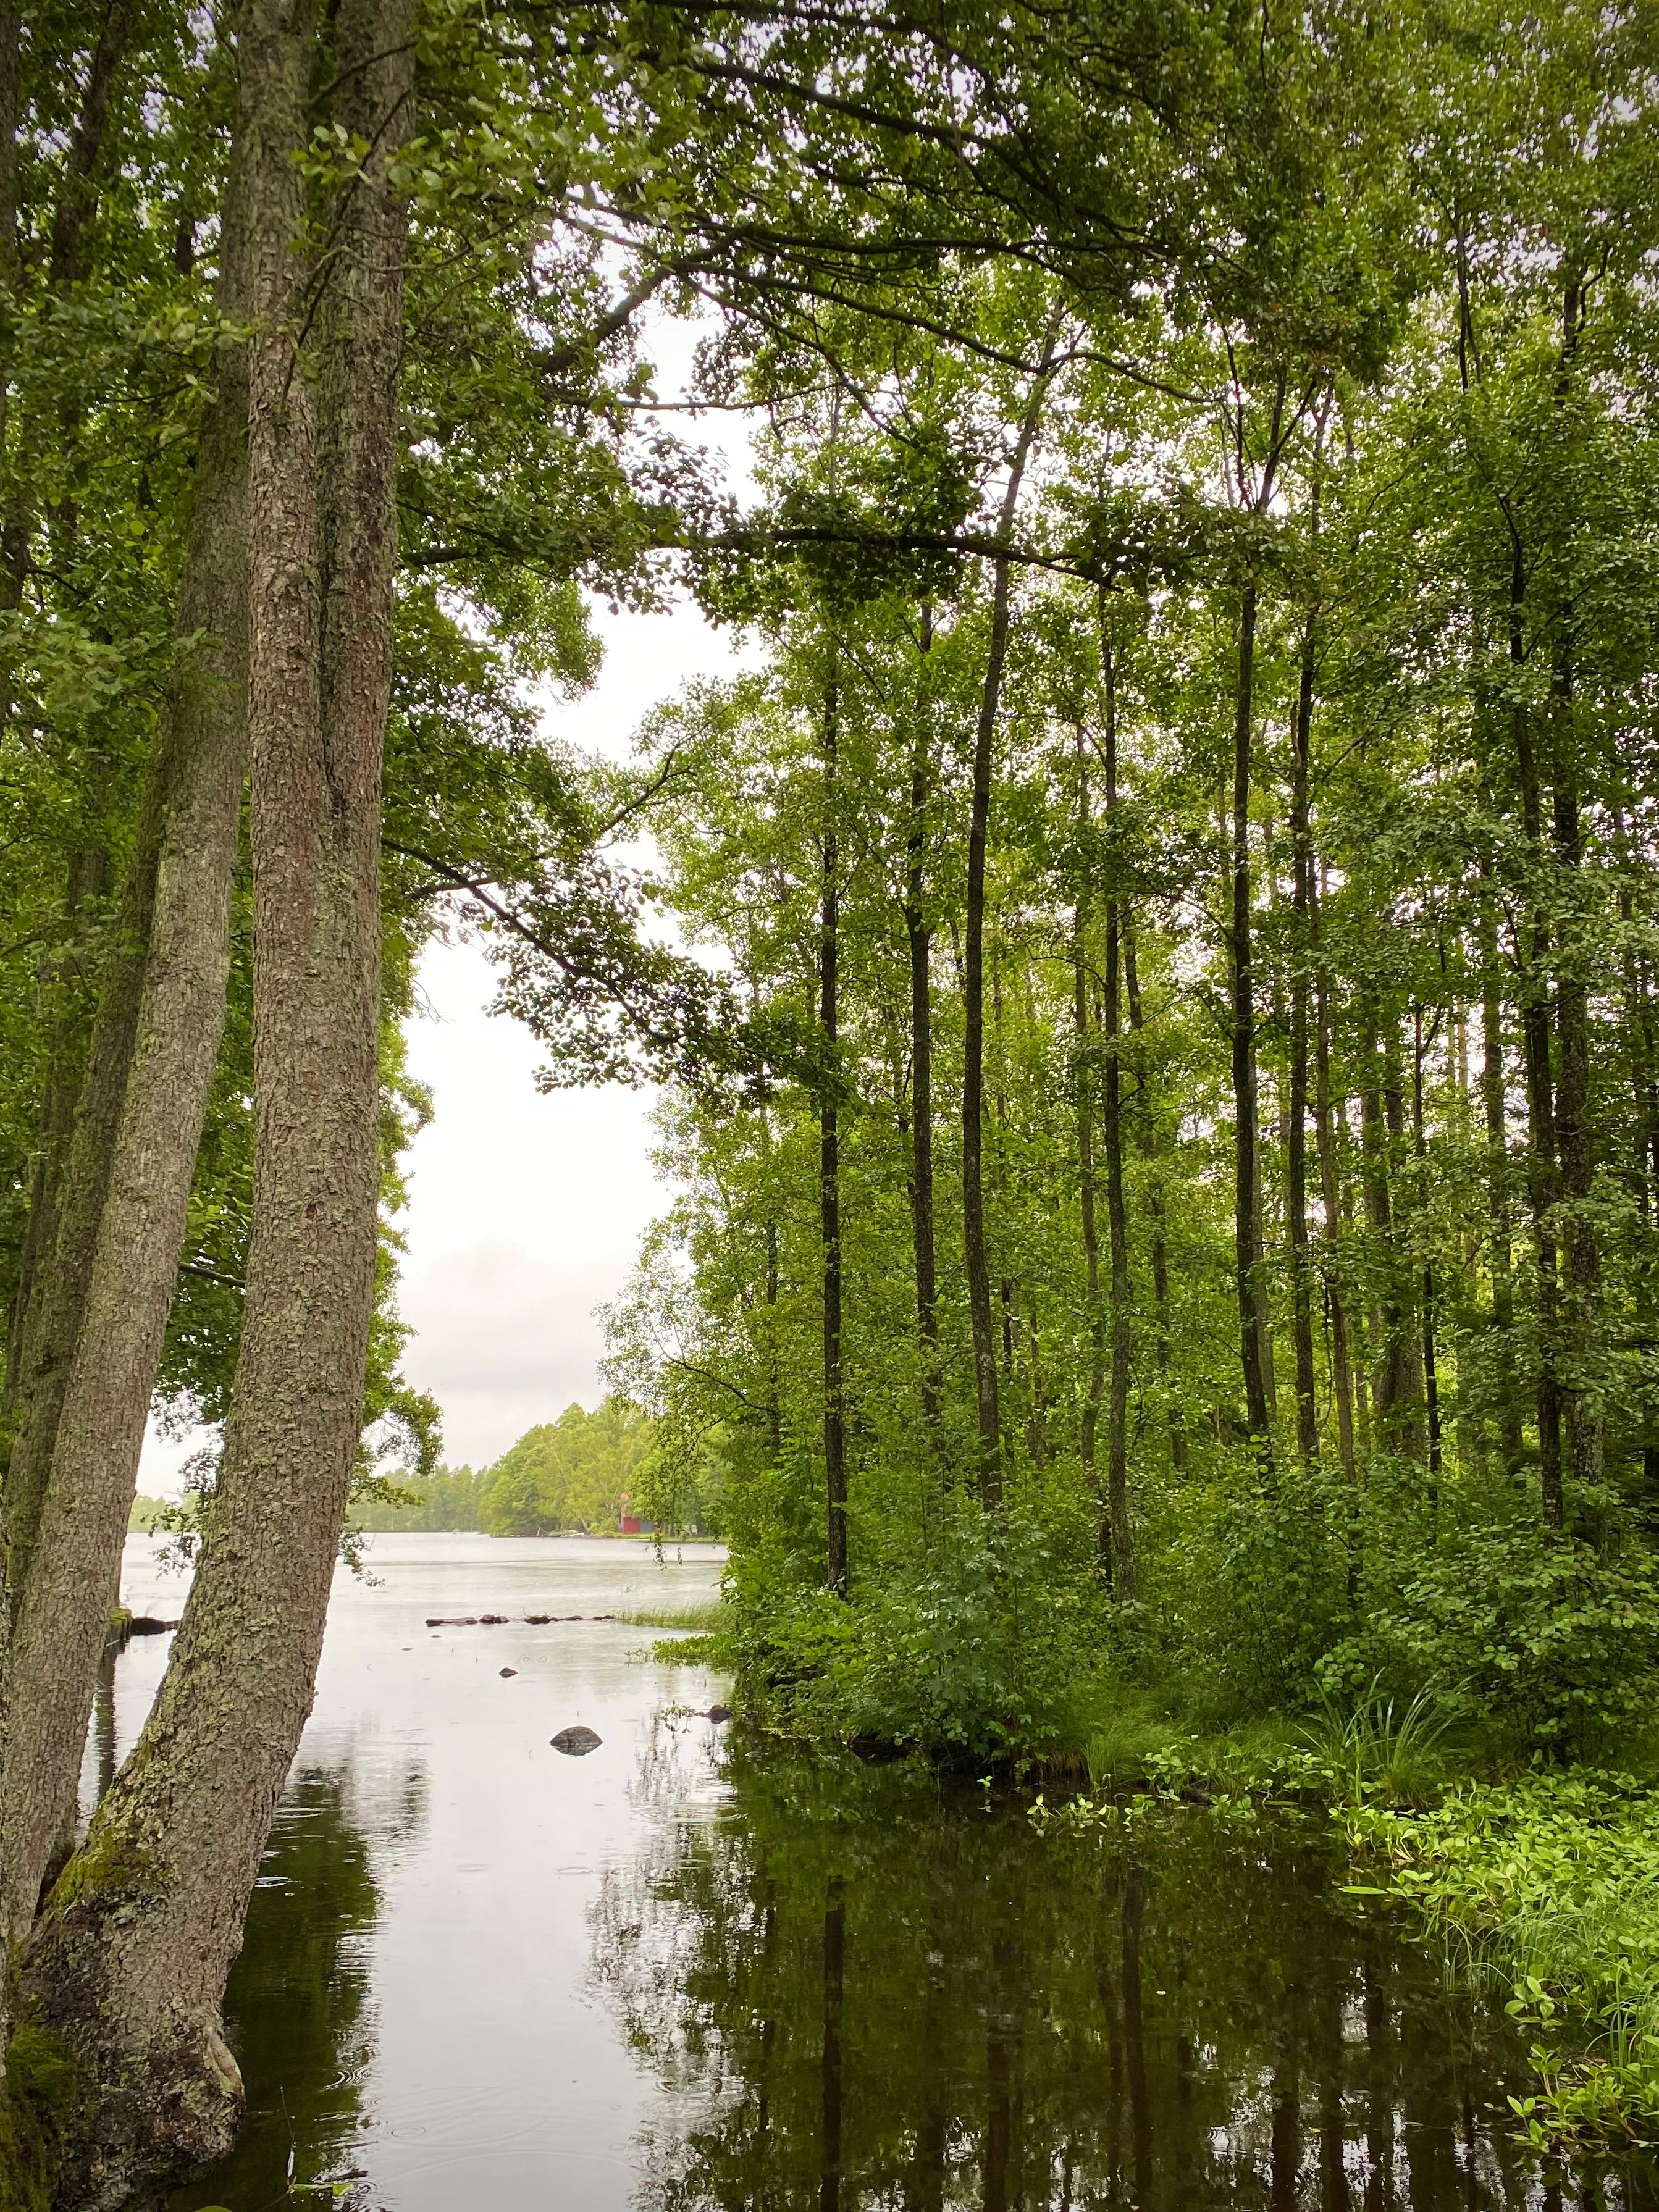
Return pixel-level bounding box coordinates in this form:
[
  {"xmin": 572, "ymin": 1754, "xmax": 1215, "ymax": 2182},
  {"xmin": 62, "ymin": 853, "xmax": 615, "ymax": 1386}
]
[
  {"xmin": 20, "ymin": 4, "xmax": 411, "ymax": 2196},
  {"xmin": 1477, "ymin": 898, "xmax": 1524, "ymax": 1473},
  {"xmin": 0, "ymin": 141, "xmax": 252, "ymax": 1951},
  {"xmin": 1124, "ymin": 924, "xmax": 1186, "ymax": 1473},
  {"xmin": 1411, "ymin": 1009, "xmax": 1442, "ymax": 1510},
  {"xmin": 904, "ymin": 608, "xmax": 942, "ymax": 1444},
  {"xmin": 1359, "ymin": 1009, "xmax": 1416, "ymax": 1452},
  {"xmin": 1229, "ymin": 579, "xmax": 1272, "ymax": 1452},
  {"xmin": 1550, "ymin": 648, "xmax": 1601, "ymax": 1491},
  {"xmin": 962, "ymin": 325, "xmax": 1057, "ymax": 1509},
  {"xmin": 1312, "ymin": 896, "xmax": 1358, "ymax": 1601},
  {"xmin": 1073, "ymin": 732, "xmax": 1109, "ymax": 1565},
  {"xmin": 1098, "ymin": 648, "xmax": 1135, "ymax": 1596},
  {"xmin": 1287, "ymin": 613, "xmax": 1319, "ymax": 1464},
  {"xmin": 820, "ymin": 656, "xmax": 848, "ymax": 1596},
  {"xmin": 1509, "ymin": 549, "xmax": 1564, "ymax": 1524}
]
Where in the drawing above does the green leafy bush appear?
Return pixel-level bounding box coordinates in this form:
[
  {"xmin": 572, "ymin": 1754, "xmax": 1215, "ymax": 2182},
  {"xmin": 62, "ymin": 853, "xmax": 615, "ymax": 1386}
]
[
  {"xmin": 1324, "ymin": 1519, "xmax": 1659, "ymax": 1756},
  {"xmin": 722, "ymin": 1500, "xmax": 1104, "ymax": 1764}
]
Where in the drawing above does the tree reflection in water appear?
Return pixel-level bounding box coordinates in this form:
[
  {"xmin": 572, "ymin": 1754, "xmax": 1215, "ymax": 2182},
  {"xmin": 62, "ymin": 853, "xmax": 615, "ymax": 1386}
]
[
  {"xmin": 162, "ymin": 1759, "xmax": 424, "ymax": 2212},
  {"xmin": 594, "ymin": 1744, "xmax": 1658, "ymax": 2212}
]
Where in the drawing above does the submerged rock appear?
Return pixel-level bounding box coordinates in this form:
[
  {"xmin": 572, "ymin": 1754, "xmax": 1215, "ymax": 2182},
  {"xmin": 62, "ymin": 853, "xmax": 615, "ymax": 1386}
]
[{"xmin": 550, "ymin": 1725, "xmax": 602, "ymax": 1757}]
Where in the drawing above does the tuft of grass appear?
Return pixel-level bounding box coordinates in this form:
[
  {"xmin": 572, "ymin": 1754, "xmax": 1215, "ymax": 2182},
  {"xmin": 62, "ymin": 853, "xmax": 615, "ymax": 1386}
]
[
  {"xmin": 618, "ymin": 1601, "xmax": 725, "ymax": 1633},
  {"xmin": 1299, "ymin": 1677, "xmax": 1451, "ymax": 1806}
]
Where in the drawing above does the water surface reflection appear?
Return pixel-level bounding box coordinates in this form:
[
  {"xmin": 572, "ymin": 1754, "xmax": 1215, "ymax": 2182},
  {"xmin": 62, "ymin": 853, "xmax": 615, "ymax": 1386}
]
[
  {"xmin": 166, "ymin": 1765, "xmax": 407, "ymax": 2211},
  {"xmin": 595, "ymin": 1751, "xmax": 1655, "ymax": 2212}
]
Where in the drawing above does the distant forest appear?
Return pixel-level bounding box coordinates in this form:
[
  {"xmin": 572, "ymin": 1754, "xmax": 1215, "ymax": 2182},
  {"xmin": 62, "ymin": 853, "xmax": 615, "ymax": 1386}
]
[
  {"xmin": 349, "ymin": 1397, "xmax": 726, "ymax": 1537},
  {"xmin": 125, "ymin": 1399, "xmax": 728, "ymax": 1541}
]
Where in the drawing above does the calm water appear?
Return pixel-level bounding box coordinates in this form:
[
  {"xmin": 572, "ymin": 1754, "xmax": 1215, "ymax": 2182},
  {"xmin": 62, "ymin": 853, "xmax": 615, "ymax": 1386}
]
[{"xmin": 87, "ymin": 1535, "xmax": 1647, "ymax": 2212}]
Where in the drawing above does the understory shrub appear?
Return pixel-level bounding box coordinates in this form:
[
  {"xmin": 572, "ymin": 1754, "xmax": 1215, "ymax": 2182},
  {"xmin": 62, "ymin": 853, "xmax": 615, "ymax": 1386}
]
[
  {"xmin": 721, "ymin": 1496, "xmax": 1105, "ymax": 1763},
  {"xmin": 1322, "ymin": 1515, "xmax": 1659, "ymax": 1756},
  {"xmin": 1154, "ymin": 1460, "xmax": 1354, "ymax": 1719}
]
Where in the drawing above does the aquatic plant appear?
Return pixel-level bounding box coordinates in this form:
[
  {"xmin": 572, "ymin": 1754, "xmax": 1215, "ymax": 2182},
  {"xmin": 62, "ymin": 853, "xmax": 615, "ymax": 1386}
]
[{"xmin": 1345, "ymin": 1771, "xmax": 1659, "ymax": 2150}]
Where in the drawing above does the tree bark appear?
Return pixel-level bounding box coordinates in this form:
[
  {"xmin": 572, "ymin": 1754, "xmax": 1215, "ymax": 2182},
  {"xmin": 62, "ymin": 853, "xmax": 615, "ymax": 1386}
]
[
  {"xmin": 962, "ymin": 324, "xmax": 1057, "ymax": 1509},
  {"xmin": 1477, "ymin": 900, "xmax": 1524, "ymax": 1473},
  {"xmin": 1098, "ymin": 650, "xmax": 1135, "ymax": 1595},
  {"xmin": 1311, "ymin": 876, "xmax": 1359, "ymax": 1607},
  {"xmin": 1502, "ymin": 537, "xmax": 1565, "ymax": 1524},
  {"xmin": 1229, "ymin": 579, "xmax": 1272, "ymax": 1453},
  {"xmin": 1124, "ymin": 924, "xmax": 1186, "ymax": 1473},
  {"xmin": 1358, "ymin": 1008, "xmax": 1416, "ymax": 1452},
  {"xmin": 1550, "ymin": 647, "xmax": 1602, "ymax": 1491},
  {"xmin": 1073, "ymin": 732, "xmax": 1109, "ymax": 1564},
  {"xmin": 0, "ymin": 138, "xmax": 252, "ymax": 1951},
  {"xmin": 904, "ymin": 608, "xmax": 942, "ymax": 1445},
  {"xmin": 820, "ymin": 655, "xmax": 847, "ymax": 1596},
  {"xmin": 20, "ymin": 3, "xmax": 411, "ymax": 2195},
  {"xmin": 1411, "ymin": 1008, "xmax": 1442, "ymax": 1510},
  {"xmin": 1287, "ymin": 613, "xmax": 1319, "ymax": 1464}
]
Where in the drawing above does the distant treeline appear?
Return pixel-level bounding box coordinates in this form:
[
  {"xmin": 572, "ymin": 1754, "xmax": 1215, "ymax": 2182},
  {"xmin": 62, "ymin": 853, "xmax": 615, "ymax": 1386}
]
[
  {"xmin": 351, "ymin": 1397, "xmax": 726, "ymax": 1537},
  {"xmin": 126, "ymin": 1401, "xmax": 726, "ymax": 1541},
  {"xmin": 351, "ymin": 1464, "xmax": 491, "ymax": 1532}
]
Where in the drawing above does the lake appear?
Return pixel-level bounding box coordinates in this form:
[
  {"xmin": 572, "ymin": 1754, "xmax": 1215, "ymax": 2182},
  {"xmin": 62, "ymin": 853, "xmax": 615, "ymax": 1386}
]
[{"xmin": 89, "ymin": 1534, "xmax": 1650, "ymax": 2212}]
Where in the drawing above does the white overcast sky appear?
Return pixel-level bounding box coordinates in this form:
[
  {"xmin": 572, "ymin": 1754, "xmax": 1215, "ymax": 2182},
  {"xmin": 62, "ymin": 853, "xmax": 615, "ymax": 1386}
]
[
  {"xmin": 390, "ymin": 590, "xmax": 756, "ymax": 1470},
  {"xmin": 141, "ymin": 318, "xmax": 763, "ymax": 1490}
]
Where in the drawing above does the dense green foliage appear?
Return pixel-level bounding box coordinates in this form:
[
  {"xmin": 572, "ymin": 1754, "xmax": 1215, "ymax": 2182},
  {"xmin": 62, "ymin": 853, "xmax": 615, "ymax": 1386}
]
[
  {"xmin": 597, "ymin": 4, "xmax": 1659, "ymax": 1794},
  {"xmin": 477, "ymin": 1397, "xmax": 655, "ymax": 1533}
]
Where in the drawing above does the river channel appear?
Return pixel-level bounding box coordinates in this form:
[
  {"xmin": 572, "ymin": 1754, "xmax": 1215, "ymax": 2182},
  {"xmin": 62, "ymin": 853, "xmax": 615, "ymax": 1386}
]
[{"xmin": 87, "ymin": 1533, "xmax": 1649, "ymax": 2212}]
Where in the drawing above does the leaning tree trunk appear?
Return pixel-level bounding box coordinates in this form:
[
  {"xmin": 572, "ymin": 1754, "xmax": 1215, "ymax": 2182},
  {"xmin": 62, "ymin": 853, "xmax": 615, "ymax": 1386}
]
[
  {"xmin": 19, "ymin": 2, "xmax": 411, "ymax": 2198},
  {"xmin": 0, "ymin": 145, "xmax": 252, "ymax": 1954}
]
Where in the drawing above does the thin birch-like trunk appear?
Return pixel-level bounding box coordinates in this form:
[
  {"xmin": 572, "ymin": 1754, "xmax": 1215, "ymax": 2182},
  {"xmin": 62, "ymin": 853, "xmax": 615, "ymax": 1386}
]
[
  {"xmin": 962, "ymin": 321, "xmax": 1059, "ymax": 1509},
  {"xmin": 820, "ymin": 656, "xmax": 847, "ymax": 1596}
]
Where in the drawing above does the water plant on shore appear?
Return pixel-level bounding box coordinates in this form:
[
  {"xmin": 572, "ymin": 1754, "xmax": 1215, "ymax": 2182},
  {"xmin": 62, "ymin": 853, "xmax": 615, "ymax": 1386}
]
[{"xmin": 1344, "ymin": 1772, "xmax": 1659, "ymax": 2153}]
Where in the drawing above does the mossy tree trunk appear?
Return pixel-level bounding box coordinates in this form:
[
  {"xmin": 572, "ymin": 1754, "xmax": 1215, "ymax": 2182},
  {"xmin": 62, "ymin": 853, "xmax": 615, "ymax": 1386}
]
[
  {"xmin": 0, "ymin": 146, "xmax": 251, "ymax": 1956},
  {"xmin": 17, "ymin": 1, "xmax": 411, "ymax": 2198}
]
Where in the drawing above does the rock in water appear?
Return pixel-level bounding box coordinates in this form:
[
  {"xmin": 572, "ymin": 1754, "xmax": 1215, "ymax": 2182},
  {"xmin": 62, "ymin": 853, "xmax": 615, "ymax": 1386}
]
[
  {"xmin": 499, "ymin": 1667, "xmax": 518, "ymax": 1678},
  {"xmin": 550, "ymin": 1725, "xmax": 602, "ymax": 1757}
]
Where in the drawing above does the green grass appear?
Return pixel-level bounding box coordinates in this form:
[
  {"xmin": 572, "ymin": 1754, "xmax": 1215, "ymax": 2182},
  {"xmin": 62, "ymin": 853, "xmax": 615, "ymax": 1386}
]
[
  {"xmin": 617, "ymin": 1601, "xmax": 726, "ymax": 1633},
  {"xmin": 1298, "ymin": 1678, "xmax": 1453, "ymax": 1807}
]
